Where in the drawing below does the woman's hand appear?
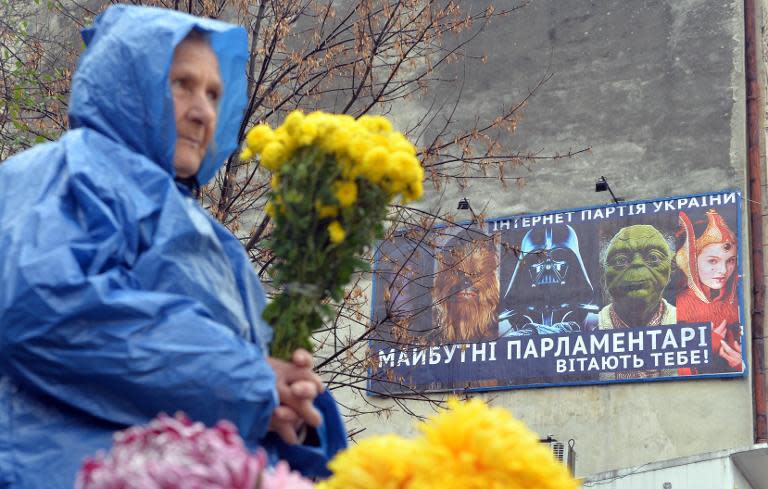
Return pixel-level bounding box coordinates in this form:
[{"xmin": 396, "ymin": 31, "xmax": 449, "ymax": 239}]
[
  {"xmin": 267, "ymin": 349, "xmax": 324, "ymax": 444},
  {"xmin": 711, "ymin": 320, "xmax": 727, "ymax": 352},
  {"xmin": 718, "ymin": 338, "xmax": 743, "ymax": 370}
]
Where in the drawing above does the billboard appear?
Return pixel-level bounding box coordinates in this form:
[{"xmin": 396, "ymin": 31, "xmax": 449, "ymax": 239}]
[{"xmin": 368, "ymin": 190, "xmax": 745, "ymax": 394}]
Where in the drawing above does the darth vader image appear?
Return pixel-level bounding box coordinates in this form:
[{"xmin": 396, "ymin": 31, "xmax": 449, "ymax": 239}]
[{"xmin": 499, "ymin": 224, "xmax": 598, "ymax": 336}]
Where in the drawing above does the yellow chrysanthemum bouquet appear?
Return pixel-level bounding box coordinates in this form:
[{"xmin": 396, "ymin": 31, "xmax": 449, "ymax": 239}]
[
  {"xmin": 242, "ymin": 110, "xmax": 424, "ymax": 360},
  {"xmin": 318, "ymin": 398, "xmax": 580, "ymax": 489}
]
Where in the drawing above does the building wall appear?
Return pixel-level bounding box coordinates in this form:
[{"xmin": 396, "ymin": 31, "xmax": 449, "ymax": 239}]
[
  {"xmin": 735, "ymin": 466, "xmax": 755, "ymax": 489},
  {"xmin": 338, "ymin": 0, "xmax": 763, "ymax": 477},
  {"xmin": 419, "ymin": 0, "xmax": 747, "ymax": 214},
  {"xmin": 583, "ymin": 449, "xmax": 752, "ymax": 489}
]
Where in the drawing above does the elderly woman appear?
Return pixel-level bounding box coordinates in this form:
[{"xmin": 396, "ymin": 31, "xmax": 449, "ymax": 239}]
[
  {"xmin": 676, "ymin": 209, "xmax": 742, "ymax": 373},
  {"xmin": 0, "ymin": 6, "xmax": 345, "ymax": 489}
]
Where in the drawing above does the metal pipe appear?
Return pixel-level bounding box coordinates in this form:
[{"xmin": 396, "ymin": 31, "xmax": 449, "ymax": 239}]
[{"xmin": 744, "ymin": 0, "xmax": 767, "ymax": 444}]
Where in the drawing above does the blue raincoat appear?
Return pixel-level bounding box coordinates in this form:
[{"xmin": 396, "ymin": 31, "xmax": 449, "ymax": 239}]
[{"xmin": 0, "ymin": 6, "xmax": 345, "ymax": 488}]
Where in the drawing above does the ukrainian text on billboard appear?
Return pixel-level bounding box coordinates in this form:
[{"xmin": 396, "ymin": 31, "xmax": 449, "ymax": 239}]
[{"xmin": 368, "ymin": 190, "xmax": 745, "ymax": 394}]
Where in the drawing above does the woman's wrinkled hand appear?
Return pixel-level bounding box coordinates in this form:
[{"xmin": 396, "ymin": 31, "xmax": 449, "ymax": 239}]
[{"xmin": 267, "ymin": 349, "xmax": 324, "ymax": 444}]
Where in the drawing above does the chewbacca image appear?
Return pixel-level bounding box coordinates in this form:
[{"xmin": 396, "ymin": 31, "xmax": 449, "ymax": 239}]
[{"xmin": 433, "ymin": 230, "xmax": 500, "ymax": 343}]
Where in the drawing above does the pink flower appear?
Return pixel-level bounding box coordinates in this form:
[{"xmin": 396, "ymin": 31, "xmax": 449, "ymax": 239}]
[
  {"xmin": 76, "ymin": 413, "xmax": 265, "ymax": 489},
  {"xmin": 261, "ymin": 462, "xmax": 316, "ymax": 489}
]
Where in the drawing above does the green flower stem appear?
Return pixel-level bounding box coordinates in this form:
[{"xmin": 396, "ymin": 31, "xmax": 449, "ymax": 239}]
[{"xmin": 264, "ymin": 147, "xmax": 390, "ymax": 360}]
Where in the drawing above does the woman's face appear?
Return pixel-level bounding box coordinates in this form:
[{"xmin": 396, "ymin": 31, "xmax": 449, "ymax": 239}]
[
  {"xmin": 697, "ymin": 242, "xmax": 737, "ymax": 290},
  {"xmin": 170, "ymin": 36, "xmax": 222, "ymax": 179}
]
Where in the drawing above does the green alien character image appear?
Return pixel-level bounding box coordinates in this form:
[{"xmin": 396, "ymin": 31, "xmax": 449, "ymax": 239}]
[{"xmin": 598, "ymin": 225, "xmax": 677, "ymax": 330}]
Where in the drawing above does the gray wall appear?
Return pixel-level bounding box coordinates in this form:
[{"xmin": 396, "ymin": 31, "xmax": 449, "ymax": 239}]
[
  {"xmin": 341, "ymin": 0, "xmax": 756, "ymax": 477},
  {"xmin": 419, "ymin": 0, "xmax": 745, "ymax": 215}
]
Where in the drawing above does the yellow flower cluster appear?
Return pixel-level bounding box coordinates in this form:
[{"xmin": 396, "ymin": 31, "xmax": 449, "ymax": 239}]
[
  {"xmin": 241, "ymin": 110, "xmax": 424, "ymax": 204},
  {"xmin": 318, "ymin": 398, "xmax": 579, "ymax": 489}
]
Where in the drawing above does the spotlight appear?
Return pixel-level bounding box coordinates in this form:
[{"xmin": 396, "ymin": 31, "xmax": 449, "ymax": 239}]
[
  {"xmin": 595, "ymin": 176, "xmax": 609, "ymax": 193},
  {"xmin": 594, "ymin": 176, "xmax": 622, "ymax": 204}
]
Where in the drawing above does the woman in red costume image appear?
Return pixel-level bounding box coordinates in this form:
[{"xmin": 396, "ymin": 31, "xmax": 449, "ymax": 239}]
[{"xmin": 676, "ymin": 209, "xmax": 743, "ymax": 374}]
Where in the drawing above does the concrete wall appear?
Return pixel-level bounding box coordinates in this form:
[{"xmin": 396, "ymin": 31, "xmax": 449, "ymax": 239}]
[
  {"xmin": 339, "ymin": 0, "xmax": 759, "ymax": 477},
  {"xmin": 583, "ymin": 447, "xmax": 756, "ymax": 489},
  {"xmin": 419, "ymin": 0, "xmax": 746, "ymax": 215}
]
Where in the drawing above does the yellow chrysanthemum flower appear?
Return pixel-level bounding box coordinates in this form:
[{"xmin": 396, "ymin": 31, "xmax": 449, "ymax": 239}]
[
  {"xmin": 239, "ymin": 147, "xmax": 253, "ymax": 161},
  {"xmin": 246, "ymin": 111, "xmax": 423, "ymax": 203},
  {"xmin": 270, "ymin": 174, "xmax": 280, "ymax": 189},
  {"xmin": 385, "ymin": 152, "xmax": 423, "ymax": 199},
  {"xmin": 334, "ymin": 180, "xmax": 357, "ymax": 207},
  {"xmin": 263, "ymin": 127, "xmax": 294, "ymax": 156},
  {"xmin": 361, "ymin": 146, "xmax": 390, "ymax": 184},
  {"xmin": 381, "ymin": 178, "xmax": 404, "ymax": 196},
  {"xmin": 320, "ymin": 399, "xmax": 578, "ymax": 489},
  {"xmin": 260, "ymin": 142, "xmax": 287, "ymax": 171},
  {"xmin": 389, "ymin": 152, "xmax": 420, "ymax": 178},
  {"xmin": 388, "ymin": 132, "xmax": 417, "ymax": 156},
  {"xmin": 358, "ymin": 114, "xmax": 393, "ymax": 133},
  {"xmin": 402, "ymin": 180, "xmax": 424, "ymax": 203},
  {"xmin": 317, "ymin": 435, "xmax": 420, "ymax": 489},
  {"xmin": 264, "ymin": 201, "xmax": 276, "ymax": 218},
  {"xmin": 369, "ymin": 133, "xmax": 390, "ymax": 149},
  {"xmin": 306, "ymin": 111, "xmax": 335, "ymax": 135},
  {"xmin": 412, "ymin": 399, "xmax": 579, "ymax": 489},
  {"xmin": 245, "ymin": 124, "xmax": 274, "ymax": 152},
  {"xmin": 298, "ymin": 118, "xmax": 319, "ymax": 146},
  {"xmin": 321, "ymin": 127, "xmax": 352, "ymax": 155},
  {"xmin": 316, "ymin": 203, "xmax": 338, "ymax": 219},
  {"xmin": 347, "ymin": 136, "xmax": 373, "ymax": 164},
  {"xmin": 327, "ymin": 220, "xmax": 346, "ymax": 244},
  {"xmin": 337, "ymin": 156, "xmax": 359, "ymax": 179},
  {"xmin": 283, "ymin": 110, "xmax": 305, "ymax": 138}
]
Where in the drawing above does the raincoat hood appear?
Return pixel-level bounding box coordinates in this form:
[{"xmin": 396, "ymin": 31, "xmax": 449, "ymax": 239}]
[{"xmin": 69, "ymin": 5, "xmax": 248, "ymax": 185}]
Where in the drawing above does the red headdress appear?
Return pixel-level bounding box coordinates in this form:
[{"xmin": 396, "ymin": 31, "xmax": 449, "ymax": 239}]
[{"xmin": 675, "ymin": 209, "xmax": 737, "ymax": 304}]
